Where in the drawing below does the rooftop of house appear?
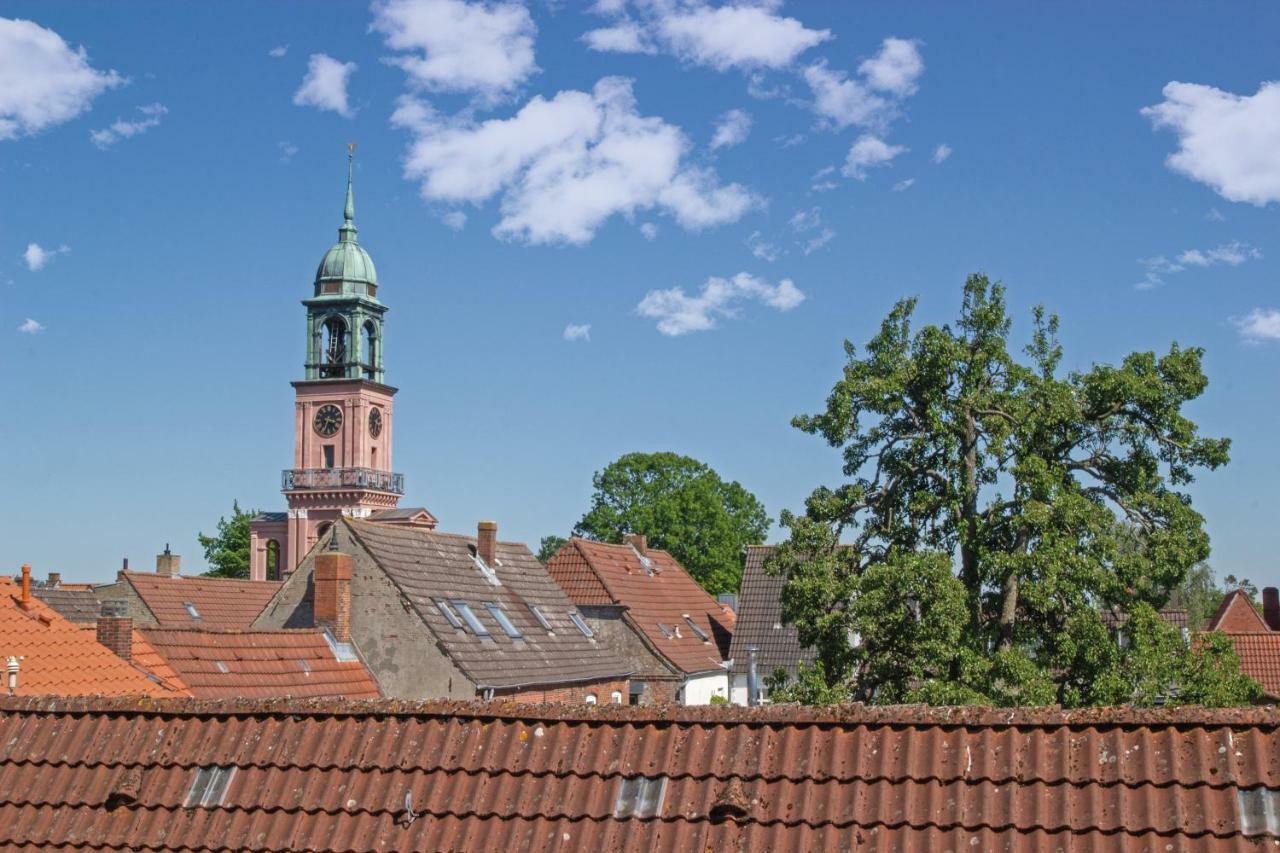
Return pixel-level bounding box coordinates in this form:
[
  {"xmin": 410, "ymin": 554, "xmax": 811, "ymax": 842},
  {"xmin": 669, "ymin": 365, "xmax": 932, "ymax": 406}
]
[
  {"xmin": 1207, "ymin": 588, "xmax": 1271, "ymax": 633},
  {"xmin": 0, "ymin": 576, "xmax": 175, "ymax": 698},
  {"xmin": 138, "ymin": 627, "xmax": 379, "ymax": 700},
  {"xmin": 120, "ymin": 571, "xmax": 282, "ymax": 629},
  {"xmin": 1220, "ymin": 633, "xmax": 1280, "ymax": 700},
  {"xmin": 727, "ymin": 544, "xmax": 816, "ymax": 678},
  {"xmin": 546, "ymin": 537, "xmax": 735, "ymax": 675},
  {"xmin": 0, "ymin": 695, "xmax": 1276, "ymax": 850},
  {"xmin": 1100, "ymin": 605, "xmax": 1192, "ymax": 631},
  {"xmin": 31, "ymin": 586, "xmax": 101, "ymax": 624},
  {"xmin": 341, "ymin": 519, "xmax": 631, "ymax": 690}
]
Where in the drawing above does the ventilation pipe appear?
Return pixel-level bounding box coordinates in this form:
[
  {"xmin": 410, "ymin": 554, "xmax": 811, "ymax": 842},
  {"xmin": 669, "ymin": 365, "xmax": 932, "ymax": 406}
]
[
  {"xmin": 747, "ymin": 645, "xmax": 760, "ymax": 707},
  {"xmin": 5, "ymin": 656, "xmax": 20, "ymax": 696}
]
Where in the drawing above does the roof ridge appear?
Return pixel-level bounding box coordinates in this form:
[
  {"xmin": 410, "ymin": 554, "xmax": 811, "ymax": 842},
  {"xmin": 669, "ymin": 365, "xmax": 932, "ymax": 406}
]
[{"xmin": 124, "ymin": 572, "xmax": 281, "ymax": 586}]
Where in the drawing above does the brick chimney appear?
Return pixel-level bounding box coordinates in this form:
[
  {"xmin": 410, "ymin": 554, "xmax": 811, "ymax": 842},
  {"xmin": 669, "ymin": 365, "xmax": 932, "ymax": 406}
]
[
  {"xmin": 18, "ymin": 564, "xmax": 32, "ymax": 610},
  {"xmin": 477, "ymin": 521, "xmax": 498, "ymax": 566},
  {"xmin": 156, "ymin": 544, "xmax": 180, "ymax": 577},
  {"xmin": 623, "ymin": 533, "xmax": 647, "ymax": 555},
  {"xmin": 96, "ymin": 600, "xmax": 132, "ymax": 662},
  {"xmin": 1264, "ymin": 587, "xmax": 1280, "ymax": 631},
  {"xmin": 314, "ymin": 547, "xmax": 353, "ymax": 643},
  {"xmin": 117, "ymin": 557, "xmax": 129, "ymax": 582},
  {"xmin": 46, "ymin": 572, "xmax": 61, "ymax": 588}
]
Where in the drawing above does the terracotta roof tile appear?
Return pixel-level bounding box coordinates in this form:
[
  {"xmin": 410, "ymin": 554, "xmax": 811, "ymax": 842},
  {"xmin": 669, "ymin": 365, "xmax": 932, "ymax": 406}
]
[
  {"xmin": 0, "ymin": 696, "xmax": 1276, "ymax": 851},
  {"xmin": 548, "ymin": 539, "xmax": 735, "ymax": 674},
  {"xmin": 139, "ymin": 628, "xmax": 379, "ymax": 700},
  {"xmin": 1207, "ymin": 589, "xmax": 1269, "ymax": 633},
  {"xmin": 122, "ymin": 572, "xmax": 281, "ymax": 629},
  {"xmin": 727, "ymin": 544, "xmax": 816, "ymax": 677},
  {"xmin": 0, "ymin": 578, "xmax": 174, "ymax": 698},
  {"xmin": 1221, "ymin": 632, "xmax": 1280, "ymax": 699}
]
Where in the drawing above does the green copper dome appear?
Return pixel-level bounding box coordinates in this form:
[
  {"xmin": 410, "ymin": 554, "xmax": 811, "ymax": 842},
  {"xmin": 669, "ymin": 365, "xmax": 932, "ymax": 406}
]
[{"xmin": 314, "ymin": 153, "xmax": 378, "ymax": 292}]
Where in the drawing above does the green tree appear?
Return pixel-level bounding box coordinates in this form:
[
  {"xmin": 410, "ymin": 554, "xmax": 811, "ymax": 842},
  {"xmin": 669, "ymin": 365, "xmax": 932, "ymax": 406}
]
[
  {"xmin": 537, "ymin": 535, "xmax": 568, "ymax": 564},
  {"xmin": 574, "ymin": 452, "xmax": 769, "ymax": 593},
  {"xmin": 770, "ymin": 274, "xmax": 1256, "ymax": 707},
  {"xmin": 198, "ymin": 500, "xmax": 257, "ymax": 579}
]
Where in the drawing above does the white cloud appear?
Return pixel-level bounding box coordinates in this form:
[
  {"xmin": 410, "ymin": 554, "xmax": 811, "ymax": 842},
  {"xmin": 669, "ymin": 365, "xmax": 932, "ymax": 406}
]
[
  {"xmin": 803, "ymin": 60, "xmax": 887, "ymax": 130},
  {"xmin": 563, "ymin": 322, "xmax": 591, "ymax": 341},
  {"xmin": 1135, "ymin": 241, "xmax": 1261, "ymax": 289},
  {"xmin": 747, "ymin": 230, "xmax": 778, "ymax": 262},
  {"xmin": 585, "ymin": 2, "xmax": 828, "ymax": 70},
  {"xmin": 892, "ymin": 178, "xmax": 914, "ymax": 192},
  {"xmin": 269, "ymin": 44, "xmax": 289, "ymax": 58},
  {"xmin": 90, "ymin": 102, "xmax": 166, "ymax": 148},
  {"xmin": 293, "ymin": 54, "xmax": 356, "ymax": 117},
  {"xmin": 932, "ymin": 143, "xmax": 951, "ymax": 164},
  {"xmin": 802, "ymin": 228, "xmax": 834, "ymax": 255},
  {"xmin": 23, "ymin": 242, "xmax": 68, "ymax": 271},
  {"xmin": 372, "ymin": 0, "xmax": 537, "ymax": 100},
  {"xmin": 582, "ymin": 20, "xmax": 655, "ymax": 54},
  {"xmin": 843, "ymin": 134, "xmax": 904, "ymax": 179},
  {"xmin": 857, "ymin": 37, "xmax": 923, "ymax": 97},
  {"xmin": 279, "ymin": 141, "xmax": 299, "ymax": 163},
  {"xmin": 1235, "ymin": 308, "xmax": 1280, "ymax": 343},
  {"xmin": 393, "ymin": 77, "xmax": 760, "ymax": 245},
  {"xmin": 1205, "ymin": 207, "xmax": 1224, "ymax": 222},
  {"xmin": 1143, "ymin": 80, "xmax": 1280, "ymax": 206},
  {"xmin": 810, "ymin": 164, "xmax": 837, "ymax": 192},
  {"xmin": 788, "ymin": 207, "xmax": 821, "ymax": 232},
  {"xmin": 442, "ymin": 210, "xmax": 468, "ymax": 230},
  {"xmin": 0, "ymin": 18, "xmax": 123, "ymax": 142},
  {"xmin": 639, "ymin": 222, "xmax": 658, "ymax": 240},
  {"xmin": 710, "ymin": 108, "xmax": 751, "ymax": 150},
  {"xmin": 637, "ymin": 271, "xmax": 804, "ymax": 335},
  {"xmin": 787, "ymin": 206, "xmax": 833, "ymax": 254},
  {"xmin": 17, "ymin": 318, "xmax": 43, "ymax": 334}
]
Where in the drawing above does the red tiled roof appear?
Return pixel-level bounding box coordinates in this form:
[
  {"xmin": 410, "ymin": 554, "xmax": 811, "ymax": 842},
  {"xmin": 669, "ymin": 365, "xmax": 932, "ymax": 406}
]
[
  {"xmin": 72, "ymin": 625, "xmax": 191, "ymax": 695},
  {"xmin": 0, "ymin": 578, "xmax": 173, "ymax": 698},
  {"xmin": 0, "ymin": 697, "xmax": 1277, "ymax": 851},
  {"xmin": 1222, "ymin": 633, "xmax": 1280, "ymax": 699},
  {"xmin": 122, "ymin": 572, "xmax": 281, "ymax": 629},
  {"xmin": 139, "ymin": 628, "xmax": 380, "ymax": 700},
  {"xmin": 1207, "ymin": 589, "xmax": 1269, "ymax": 632},
  {"xmin": 548, "ymin": 539, "xmax": 735, "ymax": 674}
]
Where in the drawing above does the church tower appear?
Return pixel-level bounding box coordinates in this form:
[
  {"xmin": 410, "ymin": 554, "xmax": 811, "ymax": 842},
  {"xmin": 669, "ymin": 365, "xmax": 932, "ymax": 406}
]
[{"xmin": 249, "ymin": 149, "xmax": 408, "ymax": 580}]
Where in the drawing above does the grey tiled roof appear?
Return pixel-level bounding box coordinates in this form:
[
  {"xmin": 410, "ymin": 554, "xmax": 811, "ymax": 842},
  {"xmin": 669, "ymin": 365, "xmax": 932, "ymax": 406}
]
[
  {"xmin": 31, "ymin": 588, "xmax": 101, "ymax": 623},
  {"xmin": 253, "ymin": 512, "xmax": 288, "ymax": 523},
  {"xmin": 728, "ymin": 545, "xmax": 817, "ymax": 678},
  {"xmin": 344, "ymin": 519, "xmax": 631, "ymax": 690}
]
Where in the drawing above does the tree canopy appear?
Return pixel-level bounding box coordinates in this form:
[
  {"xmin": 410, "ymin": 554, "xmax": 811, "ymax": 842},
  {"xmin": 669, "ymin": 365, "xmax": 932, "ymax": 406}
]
[
  {"xmin": 574, "ymin": 451, "xmax": 769, "ymax": 593},
  {"xmin": 536, "ymin": 535, "xmax": 568, "ymax": 565},
  {"xmin": 197, "ymin": 500, "xmax": 257, "ymax": 579},
  {"xmin": 769, "ymin": 275, "xmax": 1259, "ymax": 707}
]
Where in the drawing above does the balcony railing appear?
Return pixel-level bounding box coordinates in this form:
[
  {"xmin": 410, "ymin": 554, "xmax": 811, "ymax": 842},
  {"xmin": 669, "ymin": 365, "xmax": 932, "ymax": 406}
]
[{"xmin": 282, "ymin": 467, "xmax": 405, "ymax": 495}]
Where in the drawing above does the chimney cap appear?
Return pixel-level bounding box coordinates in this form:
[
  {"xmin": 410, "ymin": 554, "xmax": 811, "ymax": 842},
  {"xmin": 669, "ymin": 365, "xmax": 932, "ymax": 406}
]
[{"xmin": 478, "ymin": 520, "xmax": 498, "ymax": 531}]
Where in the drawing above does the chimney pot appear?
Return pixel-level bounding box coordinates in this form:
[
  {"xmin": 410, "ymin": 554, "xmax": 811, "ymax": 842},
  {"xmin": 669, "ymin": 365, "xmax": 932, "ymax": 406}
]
[
  {"xmin": 19, "ymin": 565, "xmax": 31, "ymax": 609},
  {"xmin": 96, "ymin": 600, "xmax": 133, "ymax": 662},
  {"xmin": 122, "ymin": 558, "xmax": 129, "ymax": 572},
  {"xmin": 1263, "ymin": 587, "xmax": 1280, "ymax": 631},
  {"xmin": 477, "ymin": 521, "xmax": 498, "ymax": 567},
  {"xmin": 314, "ymin": 550, "xmax": 354, "ymax": 643},
  {"xmin": 46, "ymin": 572, "xmax": 61, "ymax": 588},
  {"xmin": 624, "ymin": 533, "xmax": 647, "ymax": 555}
]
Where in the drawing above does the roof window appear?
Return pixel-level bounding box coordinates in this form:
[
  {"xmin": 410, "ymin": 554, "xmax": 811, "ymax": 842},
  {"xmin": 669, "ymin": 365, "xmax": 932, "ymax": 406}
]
[
  {"xmin": 1239, "ymin": 787, "xmax": 1280, "ymax": 836},
  {"xmin": 614, "ymin": 775, "xmax": 667, "ymax": 819},
  {"xmin": 469, "ymin": 545, "xmax": 501, "ymax": 587},
  {"xmin": 434, "ymin": 598, "xmax": 464, "ymax": 630},
  {"xmin": 452, "ymin": 600, "xmax": 491, "ymax": 638},
  {"xmin": 527, "ymin": 603, "xmax": 554, "ymax": 633},
  {"xmin": 298, "ymin": 658, "xmax": 312, "ymax": 674},
  {"xmin": 569, "ymin": 612, "xmax": 594, "ymax": 638},
  {"xmin": 183, "ymin": 602, "xmax": 201, "ymax": 621},
  {"xmin": 214, "ymin": 660, "xmax": 229, "ymax": 674},
  {"xmin": 657, "ymin": 623, "xmax": 675, "ymax": 639},
  {"xmin": 185, "ymin": 766, "xmax": 235, "ymax": 808},
  {"xmin": 682, "ymin": 614, "xmax": 710, "ymax": 642},
  {"xmin": 484, "ymin": 602, "xmax": 523, "ymax": 640}
]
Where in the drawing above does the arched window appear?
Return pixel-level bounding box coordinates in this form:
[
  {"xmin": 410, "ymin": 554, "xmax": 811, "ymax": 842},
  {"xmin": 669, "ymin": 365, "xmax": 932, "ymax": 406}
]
[
  {"xmin": 321, "ymin": 316, "xmax": 348, "ymax": 378},
  {"xmin": 610, "ymin": 690, "xmax": 623, "ymax": 704},
  {"xmin": 361, "ymin": 321, "xmax": 378, "ymax": 380},
  {"xmin": 585, "ymin": 693, "xmax": 598, "ymax": 705},
  {"xmin": 265, "ymin": 540, "xmax": 281, "ymax": 582}
]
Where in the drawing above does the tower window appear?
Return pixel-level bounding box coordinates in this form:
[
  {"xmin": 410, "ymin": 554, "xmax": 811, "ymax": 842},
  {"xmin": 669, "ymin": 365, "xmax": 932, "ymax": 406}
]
[
  {"xmin": 321, "ymin": 316, "xmax": 348, "ymax": 378},
  {"xmin": 265, "ymin": 540, "xmax": 281, "ymax": 582},
  {"xmin": 322, "ymin": 445, "xmax": 335, "ymax": 469}
]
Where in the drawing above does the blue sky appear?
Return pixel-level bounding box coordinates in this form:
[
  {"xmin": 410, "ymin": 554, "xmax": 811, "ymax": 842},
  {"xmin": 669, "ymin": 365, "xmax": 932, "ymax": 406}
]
[{"xmin": 4, "ymin": 2, "xmax": 1280, "ymax": 587}]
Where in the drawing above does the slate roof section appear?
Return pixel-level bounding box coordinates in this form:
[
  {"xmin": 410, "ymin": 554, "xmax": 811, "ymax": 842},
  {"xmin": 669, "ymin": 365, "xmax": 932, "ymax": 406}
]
[
  {"xmin": 31, "ymin": 586, "xmax": 101, "ymax": 623},
  {"xmin": 139, "ymin": 628, "xmax": 379, "ymax": 700},
  {"xmin": 121, "ymin": 572, "xmax": 282, "ymax": 629},
  {"xmin": 345, "ymin": 519, "xmax": 630, "ymax": 690},
  {"xmin": 547, "ymin": 539, "xmax": 735, "ymax": 674},
  {"xmin": 728, "ymin": 544, "xmax": 816, "ymax": 678},
  {"xmin": 0, "ymin": 578, "xmax": 176, "ymax": 698},
  {"xmin": 0, "ymin": 697, "xmax": 1277, "ymax": 851},
  {"xmin": 1208, "ymin": 589, "xmax": 1270, "ymax": 633}
]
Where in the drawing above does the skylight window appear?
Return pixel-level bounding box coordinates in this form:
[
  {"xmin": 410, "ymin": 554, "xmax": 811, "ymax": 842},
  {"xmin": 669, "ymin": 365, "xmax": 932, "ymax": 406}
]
[
  {"xmin": 527, "ymin": 604, "xmax": 554, "ymax": 633},
  {"xmin": 569, "ymin": 612, "xmax": 594, "ymax": 638},
  {"xmin": 614, "ymin": 776, "xmax": 667, "ymax": 819},
  {"xmin": 184, "ymin": 602, "xmax": 201, "ymax": 621},
  {"xmin": 452, "ymin": 601, "xmax": 491, "ymax": 638},
  {"xmin": 214, "ymin": 661, "xmax": 229, "ymax": 674},
  {"xmin": 1239, "ymin": 787, "xmax": 1280, "ymax": 836},
  {"xmin": 657, "ymin": 623, "xmax": 675, "ymax": 640},
  {"xmin": 682, "ymin": 614, "xmax": 709, "ymax": 642},
  {"xmin": 484, "ymin": 602, "xmax": 523, "ymax": 639},
  {"xmin": 298, "ymin": 658, "xmax": 311, "ymax": 674},
  {"xmin": 185, "ymin": 766, "xmax": 235, "ymax": 808},
  {"xmin": 434, "ymin": 598, "xmax": 464, "ymax": 630}
]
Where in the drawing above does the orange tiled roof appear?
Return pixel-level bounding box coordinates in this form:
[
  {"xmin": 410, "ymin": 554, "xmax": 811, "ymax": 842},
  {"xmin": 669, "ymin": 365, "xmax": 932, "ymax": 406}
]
[
  {"xmin": 1222, "ymin": 632, "xmax": 1280, "ymax": 699},
  {"xmin": 139, "ymin": 627, "xmax": 380, "ymax": 700},
  {"xmin": 547, "ymin": 539, "xmax": 735, "ymax": 675},
  {"xmin": 123, "ymin": 572, "xmax": 281, "ymax": 629},
  {"xmin": 0, "ymin": 578, "xmax": 173, "ymax": 697},
  {"xmin": 71, "ymin": 624, "xmax": 191, "ymax": 694},
  {"xmin": 1206, "ymin": 589, "xmax": 1269, "ymax": 632}
]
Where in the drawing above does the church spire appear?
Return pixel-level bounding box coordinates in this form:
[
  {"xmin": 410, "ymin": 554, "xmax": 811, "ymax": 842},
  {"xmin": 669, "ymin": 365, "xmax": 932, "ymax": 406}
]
[{"xmin": 340, "ymin": 143, "xmax": 357, "ymax": 243}]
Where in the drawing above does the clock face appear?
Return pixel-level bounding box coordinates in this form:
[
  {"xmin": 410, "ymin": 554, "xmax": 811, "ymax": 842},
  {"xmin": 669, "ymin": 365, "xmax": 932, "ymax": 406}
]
[
  {"xmin": 313, "ymin": 404, "xmax": 343, "ymax": 437},
  {"xmin": 368, "ymin": 407, "xmax": 383, "ymax": 438}
]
